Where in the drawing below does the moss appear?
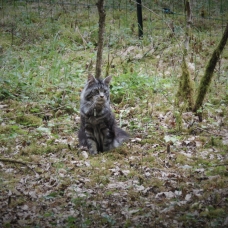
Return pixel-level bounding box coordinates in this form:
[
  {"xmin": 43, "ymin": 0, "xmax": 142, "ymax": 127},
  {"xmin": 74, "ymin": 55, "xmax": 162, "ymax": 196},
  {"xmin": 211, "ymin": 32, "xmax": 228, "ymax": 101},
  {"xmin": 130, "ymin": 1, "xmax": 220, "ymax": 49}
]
[
  {"xmin": 97, "ymin": 175, "xmax": 110, "ymax": 185},
  {"xmin": 20, "ymin": 143, "xmax": 66, "ymax": 156},
  {"xmin": 194, "ymin": 23, "xmax": 228, "ymax": 112},
  {"xmin": 86, "ymin": 168, "xmax": 111, "ymax": 187},
  {"xmin": 203, "ymin": 177, "xmax": 226, "ymax": 189},
  {"xmin": 193, "ymin": 157, "xmax": 211, "ymax": 166},
  {"xmin": 127, "ymin": 189, "xmax": 141, "ymax": 201},
  {"xmin": 146, "ymin": 154, "xmax": 155, "ymax": 163},
  {"xmin": 175, "ymin": 56, "xmax": 194, "ymax": 110},
  {"xmin": 2, "ymin": 111, "xmax": 16, "ymax": 120},
  {"xmin": 200, "ymin": 208, "xmax": 225, "ymax": 219},
  {"xmin": 0, "ymin": 125, "xmax": 26, "ymax": 135},
  {"xmin": 222, "ymin": 49, "xmax": 228, "ymax": 59},
  {"xmin": 140, "ymin": 138, "xmax": 157, "ymax": 145},
  {"xmin": 30, "ymin": 106, "xmax": 41, "ymax": 114},
  {"xmin": 208, "ymin": 136, "xmax": 222, "ymax": 147},
  {"xmin": 15, "ymin": 114, "xmax": 42, "ymax": 127},
  {"xmin": 176, "ymin": 154, "xmax": 189, "ymax": 165},
  {"xmin": 210, "ymin": 98, "xmax": 222, "ymax": 105},
  {"xmin": 207, "ymin": 166, "xmax": 228, "ymax": 176},
  {"xmin": 8, "ymin": 100, "xmax": 23, "ymax": 110},
  {"xmin": 114, "ymin": 145, "xmax": 130, "ymax": 156}
]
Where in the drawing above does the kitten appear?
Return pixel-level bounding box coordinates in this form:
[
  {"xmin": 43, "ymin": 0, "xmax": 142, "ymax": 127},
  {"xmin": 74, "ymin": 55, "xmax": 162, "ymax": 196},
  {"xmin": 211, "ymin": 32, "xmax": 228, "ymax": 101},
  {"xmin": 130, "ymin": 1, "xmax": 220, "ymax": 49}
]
[{"xmin": 78, "ymin": 74, "xmax": 129, "ymax": 155}]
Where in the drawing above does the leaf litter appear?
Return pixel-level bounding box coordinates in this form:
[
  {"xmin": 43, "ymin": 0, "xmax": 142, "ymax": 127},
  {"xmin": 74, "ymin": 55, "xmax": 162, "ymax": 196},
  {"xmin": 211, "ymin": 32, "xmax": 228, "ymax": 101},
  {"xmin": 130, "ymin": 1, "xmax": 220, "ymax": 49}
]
[{"xmin": 1, "ymin": 104, "xmax": 228, "ymax": 227}]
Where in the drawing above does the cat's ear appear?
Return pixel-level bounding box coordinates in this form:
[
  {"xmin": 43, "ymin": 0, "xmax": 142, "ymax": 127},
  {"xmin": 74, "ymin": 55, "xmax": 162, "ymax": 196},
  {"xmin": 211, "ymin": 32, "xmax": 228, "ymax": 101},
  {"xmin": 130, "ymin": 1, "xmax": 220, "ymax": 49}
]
[
  {"xmin": 103, "ymin": 75, "xmax": 112, "ymax": 86},
  {"xmin": 88, "ymin": 74, "xmax": 97, "ymax": 85}
]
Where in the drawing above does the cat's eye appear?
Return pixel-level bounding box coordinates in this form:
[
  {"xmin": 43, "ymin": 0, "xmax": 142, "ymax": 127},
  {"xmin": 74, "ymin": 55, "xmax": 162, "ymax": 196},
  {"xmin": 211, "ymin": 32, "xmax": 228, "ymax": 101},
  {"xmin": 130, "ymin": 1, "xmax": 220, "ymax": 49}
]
[{"xmin": 93, "ymin": 89, "xmax": 99, "ymax": 94}]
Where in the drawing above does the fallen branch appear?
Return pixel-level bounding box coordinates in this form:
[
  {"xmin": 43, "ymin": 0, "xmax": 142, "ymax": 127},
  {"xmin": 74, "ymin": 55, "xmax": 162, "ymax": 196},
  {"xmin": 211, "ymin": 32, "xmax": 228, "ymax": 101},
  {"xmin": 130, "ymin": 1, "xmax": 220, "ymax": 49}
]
[
  {"xmin": 0, "ymin": 158, "xmax": 35, "ymax": 165},
  {"xmin": 0, "ymin": 158, "xmax": 38, "ymax": 174}
]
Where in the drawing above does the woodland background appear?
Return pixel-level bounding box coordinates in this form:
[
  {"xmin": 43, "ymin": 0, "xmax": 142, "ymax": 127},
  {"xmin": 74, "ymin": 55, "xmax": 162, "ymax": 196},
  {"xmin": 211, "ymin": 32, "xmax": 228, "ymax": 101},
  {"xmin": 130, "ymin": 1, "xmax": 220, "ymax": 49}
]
[{"xmin": 0, "ymin": 0, "xmax": 228, "ymax": 227}]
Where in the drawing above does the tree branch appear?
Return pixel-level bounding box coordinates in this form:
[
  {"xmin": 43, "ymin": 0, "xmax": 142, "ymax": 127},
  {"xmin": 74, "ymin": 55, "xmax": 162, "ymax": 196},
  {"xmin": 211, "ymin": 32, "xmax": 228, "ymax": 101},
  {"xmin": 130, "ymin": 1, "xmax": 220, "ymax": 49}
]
[
  {"xmin": 193, "ymin": 23, "xmax": 228, "ymax": 112},
  {"xmin": 0, "ymin": 158, "xmax": 34, "ymax": 165}
]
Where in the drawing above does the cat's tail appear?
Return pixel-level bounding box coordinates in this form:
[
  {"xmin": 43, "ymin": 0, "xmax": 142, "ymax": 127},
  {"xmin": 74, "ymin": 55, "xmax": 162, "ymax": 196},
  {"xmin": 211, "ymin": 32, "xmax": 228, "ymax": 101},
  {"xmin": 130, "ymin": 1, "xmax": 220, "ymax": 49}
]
[{"xmin": 113, "ymin": 127, "xmax": 129, "ymax": 147}]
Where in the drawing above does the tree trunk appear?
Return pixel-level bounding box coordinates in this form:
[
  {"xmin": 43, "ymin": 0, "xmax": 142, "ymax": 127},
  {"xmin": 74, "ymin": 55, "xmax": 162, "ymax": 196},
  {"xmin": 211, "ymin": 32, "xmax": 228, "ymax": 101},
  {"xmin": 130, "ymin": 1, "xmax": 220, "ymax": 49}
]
[
  {"xmin": 193, "ymin": 23, "xmax": 228, "ymax": 112},
  {"xmin": 184, "ymin": 0, "xmax": 193, "ymax": 52},
  {"xmin": 136, "ymin": 0, "xmax": 143, "ymax": 39},
  {"xmin": 175, "ymin": 0, "xmax": 194, "ymax": 110},
  {"xmin": 95, "ymin": 0, "xmax": 106, "ymax": 79},
  {"xmin": 176, "ymin": 56, "xmax": 194, "ymax": 110}
]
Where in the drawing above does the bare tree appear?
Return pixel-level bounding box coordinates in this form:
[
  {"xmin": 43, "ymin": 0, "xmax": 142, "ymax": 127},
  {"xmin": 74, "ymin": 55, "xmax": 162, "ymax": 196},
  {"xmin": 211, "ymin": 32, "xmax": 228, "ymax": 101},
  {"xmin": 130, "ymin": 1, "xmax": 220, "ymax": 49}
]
[
  {"xmin": 95, "ymin": 0, "xmax": 106, "ymax": 79},
  {"xmin": 184, "ymin": 0, "xmax": 193, "ymax": 52}
]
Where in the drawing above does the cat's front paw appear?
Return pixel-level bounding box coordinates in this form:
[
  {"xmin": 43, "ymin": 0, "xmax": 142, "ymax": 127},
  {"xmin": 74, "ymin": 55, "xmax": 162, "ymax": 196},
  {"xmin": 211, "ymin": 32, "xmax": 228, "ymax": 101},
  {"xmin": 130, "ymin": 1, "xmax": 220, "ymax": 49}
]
[{"xmin": 89, "ymin": 149, "xmax": 98, "ymax": 155}]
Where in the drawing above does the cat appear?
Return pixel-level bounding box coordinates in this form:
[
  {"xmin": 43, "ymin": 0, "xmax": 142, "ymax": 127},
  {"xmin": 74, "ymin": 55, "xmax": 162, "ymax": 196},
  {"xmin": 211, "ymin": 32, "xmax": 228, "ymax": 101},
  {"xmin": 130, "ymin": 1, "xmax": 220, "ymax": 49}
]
[{"xmin": 78, "ymin": 74, "xmax": 129, "ymax": 155}]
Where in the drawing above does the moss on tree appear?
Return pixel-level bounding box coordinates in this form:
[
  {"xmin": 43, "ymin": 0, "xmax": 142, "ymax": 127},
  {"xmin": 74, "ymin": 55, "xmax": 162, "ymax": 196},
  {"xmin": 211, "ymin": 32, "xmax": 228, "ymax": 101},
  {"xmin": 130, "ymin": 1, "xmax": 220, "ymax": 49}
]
[
  {"xmin": 176, "ymin": 0, "xmax": 194, "ymax": 111},
  {"xmin": 176, "ymin": 56, "xmax": 194, "ymax": 110},
  {"xmin": 193, "ymin": 23, "xmax": 228, "ymax": 112}
]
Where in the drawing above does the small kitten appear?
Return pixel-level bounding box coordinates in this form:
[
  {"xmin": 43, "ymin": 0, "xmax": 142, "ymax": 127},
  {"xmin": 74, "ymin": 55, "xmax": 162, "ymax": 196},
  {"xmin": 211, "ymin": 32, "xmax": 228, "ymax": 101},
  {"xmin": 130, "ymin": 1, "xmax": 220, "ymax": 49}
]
[{"xmin": 78, "ymin": 74, "xmax": 129, "ymax": 155}]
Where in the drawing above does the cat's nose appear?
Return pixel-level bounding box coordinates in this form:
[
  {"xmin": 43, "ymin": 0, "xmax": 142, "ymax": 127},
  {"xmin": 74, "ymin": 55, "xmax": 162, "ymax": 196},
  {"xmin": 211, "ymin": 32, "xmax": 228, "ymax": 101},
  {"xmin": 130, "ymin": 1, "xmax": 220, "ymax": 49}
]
[{"xmin": 100, "ymin": 92, "xmax": 104, "ymax": 98}]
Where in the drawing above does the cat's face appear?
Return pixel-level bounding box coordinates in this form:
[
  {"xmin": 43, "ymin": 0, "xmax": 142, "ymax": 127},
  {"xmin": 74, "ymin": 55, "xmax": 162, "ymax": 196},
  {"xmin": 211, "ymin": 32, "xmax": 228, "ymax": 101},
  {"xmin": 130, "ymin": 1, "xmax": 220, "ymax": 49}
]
[
  {"xmin": 82, "ymin": 74, "xmax": 112, "ymax": 108},
  {"xmin": 91, "ymin": 87, "xmax": 107, "ymax": 106}
]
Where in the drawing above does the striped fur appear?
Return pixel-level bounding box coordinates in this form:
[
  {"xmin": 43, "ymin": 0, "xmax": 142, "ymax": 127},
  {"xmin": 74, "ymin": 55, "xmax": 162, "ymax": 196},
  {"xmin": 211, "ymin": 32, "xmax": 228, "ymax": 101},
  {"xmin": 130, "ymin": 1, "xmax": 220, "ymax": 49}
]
[{"xmin": 78, "ymin": 74, "xmax": 129, "ymax": 155}]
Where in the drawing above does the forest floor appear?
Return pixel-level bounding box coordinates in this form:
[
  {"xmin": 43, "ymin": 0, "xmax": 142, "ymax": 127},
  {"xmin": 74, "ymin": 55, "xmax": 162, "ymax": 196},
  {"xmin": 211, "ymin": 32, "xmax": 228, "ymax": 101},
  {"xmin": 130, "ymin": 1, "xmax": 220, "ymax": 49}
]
[{"xmin": 1, "ymin": 2, "xmax": 228, "ymax": 228}]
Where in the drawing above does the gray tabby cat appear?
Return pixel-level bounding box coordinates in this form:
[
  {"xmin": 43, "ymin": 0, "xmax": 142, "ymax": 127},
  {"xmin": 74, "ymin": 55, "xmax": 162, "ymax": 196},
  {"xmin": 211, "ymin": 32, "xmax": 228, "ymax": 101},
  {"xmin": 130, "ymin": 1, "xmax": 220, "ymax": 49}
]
[{"xmin": 78, "ymin": 74, "xmax": 129, "ymax": 155}]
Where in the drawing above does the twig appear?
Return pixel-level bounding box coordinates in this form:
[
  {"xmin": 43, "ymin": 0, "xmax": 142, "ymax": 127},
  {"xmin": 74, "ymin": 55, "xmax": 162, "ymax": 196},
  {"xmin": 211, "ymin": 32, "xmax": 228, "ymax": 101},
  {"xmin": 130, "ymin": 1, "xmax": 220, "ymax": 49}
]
[
  {"xmin": 75, "ymin": 26, "xmax": 88, "ymax": 47},
  {"xmin": 0, "ymin": 158, "xmax": 39, "ymax": 172},
  {"xmin": 0, "ymin": 158, "xmax": 38, "ymax": 173},
  {"xmin": 0, "ymin": 158, "xmax": 34, "ymax": 165}
]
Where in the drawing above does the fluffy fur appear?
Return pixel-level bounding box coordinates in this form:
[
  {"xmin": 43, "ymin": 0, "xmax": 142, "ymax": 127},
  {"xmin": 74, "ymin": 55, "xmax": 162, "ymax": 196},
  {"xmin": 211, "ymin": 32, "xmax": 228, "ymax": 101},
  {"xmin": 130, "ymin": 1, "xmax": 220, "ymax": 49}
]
[{"xmin": 78, "ymin": 74, "xmax": 129, "ymax": 154}]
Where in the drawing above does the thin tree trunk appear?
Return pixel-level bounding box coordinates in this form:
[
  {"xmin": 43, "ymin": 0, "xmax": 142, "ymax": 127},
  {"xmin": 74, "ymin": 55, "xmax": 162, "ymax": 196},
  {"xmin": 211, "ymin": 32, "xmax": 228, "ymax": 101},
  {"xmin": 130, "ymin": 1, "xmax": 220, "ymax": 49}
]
[
  {"xmin": 95, "ymin": 0, "xmax": 106, "ymax": 79},
  {"xmin": 136, "ymin": 0, "xmax": 143, "ymax": 39},
  {"xmin": 193, "ymin": 23, "xmax": 228, "ymax": 112},
  {"xmin": 184, "ymin": 0, "xmax": 193, "ymax": 52},
  {"xmin": 175, "ymin": 0, "xmax": 194, "ymax": 110}
]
